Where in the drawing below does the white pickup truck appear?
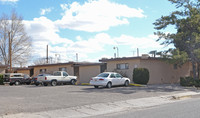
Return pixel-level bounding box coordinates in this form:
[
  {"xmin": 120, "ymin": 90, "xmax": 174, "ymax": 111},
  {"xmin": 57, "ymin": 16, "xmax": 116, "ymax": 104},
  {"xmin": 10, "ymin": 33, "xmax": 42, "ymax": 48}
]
[{"xmin": 35, "ymin": 71, "xmax": 77, "ymax": 86}]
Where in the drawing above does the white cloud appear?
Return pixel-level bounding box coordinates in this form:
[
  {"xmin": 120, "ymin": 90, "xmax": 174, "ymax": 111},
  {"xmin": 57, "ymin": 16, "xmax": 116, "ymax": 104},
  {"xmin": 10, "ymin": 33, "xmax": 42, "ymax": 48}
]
[
  {"xmin": 56, "ymin": 0, "xmax": 146, "ymax": 32},
  {"xmin": 22, "ymin": 0, "xmax": 171, "ymax": 64},
  {"xmin": 23, "ymin": 15, "xmax": 169, "ymax": 63},
  {"xmin": 0, "ymin": 0, "xmax": 18, "ymax": 2},
  {"xmin": 40, "ymin": 8, "xmax": 52, "ymax": 15},
  {"xmin": 60, "ymin": 4, "xmax": 68, "ymax": 10}
]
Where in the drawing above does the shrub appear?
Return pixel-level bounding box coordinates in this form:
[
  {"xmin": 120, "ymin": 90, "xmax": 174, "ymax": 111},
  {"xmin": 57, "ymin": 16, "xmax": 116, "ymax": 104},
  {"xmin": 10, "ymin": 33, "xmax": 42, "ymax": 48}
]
[
  {"xmin": 133, "ymin": 68, "xmax": 149, "ymax": 85},
  {"xmin": 0, "ymin": 74, "xmax": 4, "ymax": 85},
  {"xmin": 194, "ymin": 79, "xmax": 200, "ymax": 87},
  {"xmin": 180, "ymin": 76, "xmax": 194, "ymax": 86}
]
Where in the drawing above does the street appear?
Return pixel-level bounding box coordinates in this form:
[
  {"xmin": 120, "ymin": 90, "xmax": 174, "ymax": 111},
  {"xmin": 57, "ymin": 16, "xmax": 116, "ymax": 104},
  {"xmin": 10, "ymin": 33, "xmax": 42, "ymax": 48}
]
[
  {"xmin": 92, "ymin": 96, "xmax": 200, "ymax": 118},
  {"xmin": 0, "ymin": 84, "xmax": 199, "ymax": 117}
]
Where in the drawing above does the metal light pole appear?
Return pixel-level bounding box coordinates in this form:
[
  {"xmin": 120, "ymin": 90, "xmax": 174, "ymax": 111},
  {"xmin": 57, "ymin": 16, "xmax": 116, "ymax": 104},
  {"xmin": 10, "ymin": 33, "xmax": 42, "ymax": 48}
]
[{"xmin": 113, "ymin": 47, "xmax": 119, "ymax": 58}]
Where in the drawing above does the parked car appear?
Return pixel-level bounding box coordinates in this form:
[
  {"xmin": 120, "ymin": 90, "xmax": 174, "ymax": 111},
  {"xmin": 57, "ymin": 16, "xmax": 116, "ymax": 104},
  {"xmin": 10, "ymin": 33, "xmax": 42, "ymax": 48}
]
[
  {"xmin": 35, "ymin": 71, "xmax": 77, "ymax": 86},
  {"xmin": 90, "ymin": 72, "xmax": 130, "ymax": 88},
  {"xmin": 31, "ymin": 74, "xmax": 51, "ymax": 85},
  {"xmin": 3, "ymin": 73, "xmax": 32, "ymax": 85}
]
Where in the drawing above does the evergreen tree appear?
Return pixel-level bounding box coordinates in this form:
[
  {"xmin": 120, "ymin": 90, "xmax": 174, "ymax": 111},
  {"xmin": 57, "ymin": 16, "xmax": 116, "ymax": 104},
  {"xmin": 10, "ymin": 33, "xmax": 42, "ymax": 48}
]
[{"xmin": 154, "ymin": 0, "xmax": 200, "ymax": 79}]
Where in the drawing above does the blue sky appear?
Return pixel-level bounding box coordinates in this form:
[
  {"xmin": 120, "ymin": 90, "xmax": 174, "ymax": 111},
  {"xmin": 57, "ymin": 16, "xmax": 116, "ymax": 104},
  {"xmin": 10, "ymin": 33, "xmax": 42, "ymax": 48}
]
[{"xmin": 0, "ymin": 0, "xmax": 176, "ymax": 64}]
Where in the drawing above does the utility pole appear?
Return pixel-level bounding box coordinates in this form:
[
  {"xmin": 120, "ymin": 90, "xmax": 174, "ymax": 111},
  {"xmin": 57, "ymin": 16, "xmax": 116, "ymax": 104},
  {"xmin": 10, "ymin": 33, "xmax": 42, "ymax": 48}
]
[
  {"xmin": 46, "ymin": 45, "xmax": 48, "ymax": 64},
  {"xmin": 137, "ymin": 48, "xmax": 139, "ymax": 57},
  {"xmin": 8, "ymin": 32, "xmax": 12, "ymax": 72}
]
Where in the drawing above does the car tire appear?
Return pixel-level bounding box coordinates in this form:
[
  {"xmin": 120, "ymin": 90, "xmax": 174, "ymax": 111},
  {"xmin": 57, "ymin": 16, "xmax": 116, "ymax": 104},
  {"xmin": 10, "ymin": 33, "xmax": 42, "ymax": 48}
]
[
  {"xmin": 94, "ymin": 86, "xmax": 99, "ymax": 88},
  {"xmin": 35, "ymin": 83, "xmax": 39, "ymax": 86},
  {"xmin": 15, "ymin": 81, "xmax": 20, "ymax": 85},
  {"xmin": 106, "ymin": 82, "xmax": 112, "ymax": 88},
  {"xmin": 71, "ymin": 79, "xmax": 76, "ymax": 85},
  {"xmin": 43, "ymin": 83, "xmax": 48, "ymax": 86},
  {"xmin": 51, "ymin": 80, "xmax": 57, "ymax": 86},
  {"xmin": 9, "ymin": 83, "xmax": 13, "ymax": 86},
  {"xmin": 124, "ymin": 80, "xmax": 129, "ymax": 87},
  {"xmin": 26, "ymin": 82, "xmax": 31, "ymax": 85}
]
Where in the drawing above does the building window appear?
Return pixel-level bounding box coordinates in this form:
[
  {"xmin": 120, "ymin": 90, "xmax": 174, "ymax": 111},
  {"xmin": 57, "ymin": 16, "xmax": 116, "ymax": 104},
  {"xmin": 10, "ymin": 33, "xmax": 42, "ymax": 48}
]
[
  {"xmin": 116, "ymin": 63, "xmax": 129, "ymax": 70},
  {"xmin": 40, "ymin": 69, "xmax": 46, "ymax": 73},
  {"xmin": 59, "ymin": 67, "xmax": 67, "ymax": 71}
]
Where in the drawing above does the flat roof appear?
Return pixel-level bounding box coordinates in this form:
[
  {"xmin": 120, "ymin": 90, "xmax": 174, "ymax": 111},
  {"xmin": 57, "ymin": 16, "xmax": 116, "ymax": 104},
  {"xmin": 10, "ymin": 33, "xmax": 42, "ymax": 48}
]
[
  {"xmin": 29, "ymin": 62, "xmax": 106, "ymax": 68},
  {"xmin": 29, "ymin": 62, "xmax": 75, "ymax": 68},
  {"xmin": 99, "ymin": 56, "xmax": 163, "ymax": 62}
]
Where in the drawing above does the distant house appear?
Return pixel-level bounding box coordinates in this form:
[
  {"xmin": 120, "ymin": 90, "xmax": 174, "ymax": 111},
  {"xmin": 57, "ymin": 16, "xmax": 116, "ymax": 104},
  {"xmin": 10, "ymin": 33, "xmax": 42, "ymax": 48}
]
[
  {"xmin": 100, "ymin": 55, "xmax": 192, "ymax": 84},
  {"xmin": 0, "ymin": 65, "xmax": 8, "ymax": 74}
]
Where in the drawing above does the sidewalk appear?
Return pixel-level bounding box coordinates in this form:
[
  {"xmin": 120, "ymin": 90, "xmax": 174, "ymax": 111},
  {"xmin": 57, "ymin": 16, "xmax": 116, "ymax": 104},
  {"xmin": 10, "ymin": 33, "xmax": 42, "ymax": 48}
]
[{"xmin": 2, "ymin": 89, "xmax": 200, "ymax": 118}]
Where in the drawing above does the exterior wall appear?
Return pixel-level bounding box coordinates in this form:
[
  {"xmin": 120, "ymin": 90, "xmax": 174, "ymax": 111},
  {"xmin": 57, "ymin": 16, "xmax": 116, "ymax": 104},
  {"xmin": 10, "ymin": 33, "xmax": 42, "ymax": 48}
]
[
  {"xmin": 105, "ymin": 59, "xmax": 141, "ymax": 82},
  {"xmin": 104, "ymin": 58, "xmax": 191, "ymax": 84},
  {"xmin": 17, "ymin": 69, "xmax": 30, "ymax": 75},
  {"xmin": 0, "ymin": 68, "xmax": 6, "ymax": 74},
  {"xmin": 140, "ymin": 59, "xmax": 190, "ymax": 84},
  {"xmin": 32, "ymin": 64, "xmax": 74, "ymax": 77},
  {"xmin": 79, "ymin": 65, "xmax": 101, "ymax": 83}
]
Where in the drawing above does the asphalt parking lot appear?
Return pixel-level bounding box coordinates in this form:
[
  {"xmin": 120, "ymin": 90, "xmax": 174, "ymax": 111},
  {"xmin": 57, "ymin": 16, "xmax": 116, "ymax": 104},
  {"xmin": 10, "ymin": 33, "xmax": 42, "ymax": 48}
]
[{"xmin": 0, "ymin": 84, "xmax": 198, "ymax": 116}]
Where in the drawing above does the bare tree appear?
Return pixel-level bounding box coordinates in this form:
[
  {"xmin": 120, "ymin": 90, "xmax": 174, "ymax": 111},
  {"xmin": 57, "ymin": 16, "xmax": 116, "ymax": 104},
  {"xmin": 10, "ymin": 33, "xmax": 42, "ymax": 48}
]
[{"xmin": 0, "ymin": 11, "xmax": 31, "ymax": 68}]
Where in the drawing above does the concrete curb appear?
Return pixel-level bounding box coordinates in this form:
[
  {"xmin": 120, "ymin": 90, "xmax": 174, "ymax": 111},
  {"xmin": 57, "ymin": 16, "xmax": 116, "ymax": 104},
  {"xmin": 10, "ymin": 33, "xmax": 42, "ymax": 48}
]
[
  {"xmin": 129, "ymin": 83, "xmax": 147, "ymax": 87},
  {"xmin": 80, "ymin": 83, "xmax": 147, "ymax": 87},
  {"xmin": 2, "ymin": 91, "xmax": 199, "ymax": 118}
]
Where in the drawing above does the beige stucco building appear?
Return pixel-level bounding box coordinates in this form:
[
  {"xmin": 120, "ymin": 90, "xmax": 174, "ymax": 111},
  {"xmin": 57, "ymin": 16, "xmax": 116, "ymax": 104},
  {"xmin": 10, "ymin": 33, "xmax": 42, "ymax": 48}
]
[
  {"xmin": 16, "ymin": 68, "xmax": 31, "ymax": 75},
  {"xmin": 29, "ymin": 62, "xmax": 75, "ymax": 77},
  {"xmin": 28, "ymin": 62, "xmax": 106, "ymax": 84},
  {"xmin": 73, "ymin": 63, "xmax": 106, "ymax": 83},
  {"xmin": 100, "ymin": 56, "xmax": 192, "ymax": 84},
  {"xmin": 13, "ymin": 56, "xmax": 192, "ymax": 85}
]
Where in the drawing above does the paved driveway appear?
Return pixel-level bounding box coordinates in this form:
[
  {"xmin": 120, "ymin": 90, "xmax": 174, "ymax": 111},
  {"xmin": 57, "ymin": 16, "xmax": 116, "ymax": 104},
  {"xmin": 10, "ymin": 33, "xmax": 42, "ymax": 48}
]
[{"xmin": 0, "ymin": 84, "xmax": 197, "ymax": 116}]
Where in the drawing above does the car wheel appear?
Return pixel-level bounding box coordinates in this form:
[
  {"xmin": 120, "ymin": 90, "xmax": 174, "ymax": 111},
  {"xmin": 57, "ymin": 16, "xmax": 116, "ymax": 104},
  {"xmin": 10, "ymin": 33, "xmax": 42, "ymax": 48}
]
[
  {"xmin": 124, "ymin": 80, "xmax": 129, "ymax": 87},
  {"xmin": 15, "ymin": 81, "xmax": 20, "ymax": 85},
  {"xmin": 71, "ymin": 79, "xmax": 76, "ymax": 85},
  {"xmin": 35, "ymin": 83, "xmax": 39, "ymax": 86},
  {"xmin": 94, "ymin": 86, "xmax": 99, "ymax": 88},
  {"xmin": 106, "ymin": 82, "xmax": 112, "ymax": 88},
  {"xmin": 51, "ymin": 80, "xmax": 57, "ymax": 86},
  {"xmin": 26, "ymin": 82, "xmax": 31, "ymax": 85},
  {"xmin": 9, "ymin": 83, "xmax": 13, "ymax": 86},
  {"xmin": 43, "ymin": 83, "xmax": 48, "ymax": 86}
]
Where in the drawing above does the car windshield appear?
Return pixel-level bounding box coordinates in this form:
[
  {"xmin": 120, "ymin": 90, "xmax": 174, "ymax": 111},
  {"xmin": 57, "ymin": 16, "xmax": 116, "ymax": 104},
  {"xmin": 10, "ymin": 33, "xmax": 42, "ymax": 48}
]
[{"xmin": 97, "ymin": 73, "xmax": 109, "ymax": 77}]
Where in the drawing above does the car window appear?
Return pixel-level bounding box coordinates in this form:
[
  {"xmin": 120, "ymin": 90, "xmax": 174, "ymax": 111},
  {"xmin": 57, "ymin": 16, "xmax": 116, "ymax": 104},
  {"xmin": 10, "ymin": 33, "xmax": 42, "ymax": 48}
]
[
  {"xmin": 116, "ymin": 73, "xmax": 123, "ymax": 78},
  {"xmin": 110, "ymin": 74, "xmax": 116, "ymax": 78},
  {"xmin": 97, "ymin": 73, "xmax": 109, "ymax": 77},
  {"xmin": 53, "ymin": 72, "xmax": 61, "ymax": 76},
  {"xmin": 63, "ymin": 72, "xmax": 68, "ymax": 76},
  {"xmin": 24, "ymin": 74, "xmax": 30, "ymax": 78}
]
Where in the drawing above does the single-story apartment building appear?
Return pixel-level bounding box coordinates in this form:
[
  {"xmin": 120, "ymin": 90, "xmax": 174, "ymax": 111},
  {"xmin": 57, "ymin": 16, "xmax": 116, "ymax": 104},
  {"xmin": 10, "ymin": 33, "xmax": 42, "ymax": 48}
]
[
  {"xmin": 13, "ymin": 55, "xmax": 192, "ymax": 85},
  {"xmin": 28, "ymin": 62, "xmax": 106, "ymax": 84},
  {"xmin": 99, "ymin": 55, "xmax": 192, "ymax": 84}
]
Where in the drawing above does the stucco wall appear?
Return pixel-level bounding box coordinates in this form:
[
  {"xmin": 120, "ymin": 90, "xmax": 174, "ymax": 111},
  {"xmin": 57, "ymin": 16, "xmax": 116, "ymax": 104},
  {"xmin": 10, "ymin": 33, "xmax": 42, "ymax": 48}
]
[
  {"xmin": 105, "ymin": 59, "xmax": 141, "ymax": 82},
  {"xmin": 17, "ymin": 69, "xmax": 30, "ymax": 75},
  {"xmin": 33, "ymin": 64, "xmax": 74, "ymax": 77},
  {"xmin": 0, "ymin": 68, "xmax": 6, "ymax": 74},
  {"xmin": 104, "ymin": 58, "xmax": 191, "ymax": 84},
  {"xmin": 79, "ymin": 65, "xmax": 101, "ymax": 83}
]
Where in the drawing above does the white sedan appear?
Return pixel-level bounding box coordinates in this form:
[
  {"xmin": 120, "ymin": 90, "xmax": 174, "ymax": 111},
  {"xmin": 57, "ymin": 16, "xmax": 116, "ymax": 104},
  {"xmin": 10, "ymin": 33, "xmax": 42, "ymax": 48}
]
[{"xmin": 90, "ymin": 72, "xmax": 130, "ymax": 88}]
